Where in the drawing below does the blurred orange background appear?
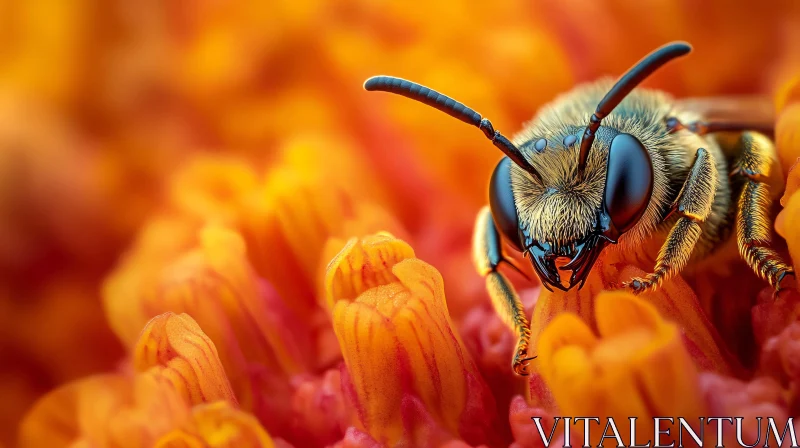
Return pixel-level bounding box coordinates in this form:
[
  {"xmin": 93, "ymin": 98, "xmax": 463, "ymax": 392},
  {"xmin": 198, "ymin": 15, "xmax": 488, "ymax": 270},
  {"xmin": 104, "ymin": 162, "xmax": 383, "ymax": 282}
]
[{"xmin": 1, "ymin": 0, "xmax": 799, "ymax": 446}]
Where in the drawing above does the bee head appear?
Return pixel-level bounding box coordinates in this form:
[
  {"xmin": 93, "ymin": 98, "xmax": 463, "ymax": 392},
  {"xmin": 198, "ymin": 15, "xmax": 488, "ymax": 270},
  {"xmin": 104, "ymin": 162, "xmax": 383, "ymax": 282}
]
[{"xmin": 497, "ymin": 130, "xmax": 654, "ymax": 291}]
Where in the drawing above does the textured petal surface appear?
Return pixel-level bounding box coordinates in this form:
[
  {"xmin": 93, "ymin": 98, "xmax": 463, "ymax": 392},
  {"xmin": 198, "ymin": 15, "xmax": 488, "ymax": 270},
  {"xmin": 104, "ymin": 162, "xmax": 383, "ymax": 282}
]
[
  {"xmin": 329, "ymin": 234, "xmax": 499, "ymax": 447},
  {"xmin": 134, "ymin": 312, "xmax": 238, "ymax": 407}
]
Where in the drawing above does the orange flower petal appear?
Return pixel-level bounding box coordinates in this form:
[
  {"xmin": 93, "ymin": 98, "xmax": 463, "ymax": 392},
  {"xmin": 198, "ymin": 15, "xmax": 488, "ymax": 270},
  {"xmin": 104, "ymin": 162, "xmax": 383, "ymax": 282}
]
[
  {"xmin": 154, "ymin": 401, "xmax": 275, "ymax": 448},
  {"xmin": 779, "ymin": 159, "xmax": 800, "ymax": 209},
  {"xmin": 781, "ymin": 192, "xmax": 800, "ymax": 274},
  {"xmin": 533, "ymin": 313, "xmax": 599, "ymax": 413},
  {"xmin": 776, "ymin": 158, "xmax": 797, "ymax": 238},
  {"xmin": 391, "ymin": 260, "xmax": 475, "ymax": 431},
  {"xmin": 328, "ymin": 234, "xmax": 500, "ymax": 447},
  {"xmin": 617, "ymin": 265, "xmax": 733, "ymax": 373},
  {"xmin": 776, "ymin": 75, "xmax": 800, "ymax": 114},
  {"xmin": 526, "ymin": 258, "xmax": 607, "ymax": 410},
  {"xmin": 323, "ymin": 232, "xmax": 415, "ymax": 309},
  {"xmin": 134, "ymin": 312, "xmax": 238, "ymax": 407},
  {"xmin": 536, "ymin": 292, "xmax": 707, "ymax": 445},
  {"xmin": 197, "ymin": 226, "xmax": 307, "ymax": 374},
  {"xmin": 332, "ymin": 300, "xmax": 404, "ymax": 443},
  {"xmin": 776, "ymin": 95, "xmax": 800, "ymax": 174},
  {"xmin": 596, "ymin": 292, "xmax": 705, "ymax": 415},
  {"xmin": 529, "ymin": 254, "xmax": 615, "ymax": 346},
  {"xmin": 530, "ymin": 259, "xmax": 732, "ymax": 376}
]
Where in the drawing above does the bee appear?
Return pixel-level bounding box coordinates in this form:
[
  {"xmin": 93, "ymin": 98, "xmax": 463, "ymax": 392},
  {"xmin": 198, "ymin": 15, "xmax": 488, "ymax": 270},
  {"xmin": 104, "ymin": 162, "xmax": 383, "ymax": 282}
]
[{"xmin": 364, "ymin": 41, "xmax": 794, "ymax": 375}]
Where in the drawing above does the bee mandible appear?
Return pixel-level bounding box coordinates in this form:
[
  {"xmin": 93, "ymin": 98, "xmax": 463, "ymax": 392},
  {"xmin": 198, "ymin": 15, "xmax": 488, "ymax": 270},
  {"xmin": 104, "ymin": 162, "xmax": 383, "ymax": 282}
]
[{"xmin": 363, "ymin": 41, "xmax": 794, "ymax": 376}]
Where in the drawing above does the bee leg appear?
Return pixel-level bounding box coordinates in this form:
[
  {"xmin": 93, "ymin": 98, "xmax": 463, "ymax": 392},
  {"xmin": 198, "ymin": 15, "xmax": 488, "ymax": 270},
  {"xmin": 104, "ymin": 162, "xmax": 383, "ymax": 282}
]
[
  {"xmin": 473, "ymin": 206, "xmax": 534, "ymax": 376},
  {"xmin": 624, "ymin": 148, "xmax": 718, "ymax": 294},
  {"xmin": 732, "ymin": 132, "xmax": 795, "ymax": 291}
]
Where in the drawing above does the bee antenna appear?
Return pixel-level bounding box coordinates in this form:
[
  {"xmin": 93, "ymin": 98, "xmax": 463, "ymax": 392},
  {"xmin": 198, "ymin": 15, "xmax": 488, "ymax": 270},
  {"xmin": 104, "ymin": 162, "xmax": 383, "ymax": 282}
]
[
  {"xmin": 364, "ymin": 75, "xmax": 542, "ymax": 182},
  {"xmin": 577, "ymin": 41, "xmax": 692, "ymax": 175}
]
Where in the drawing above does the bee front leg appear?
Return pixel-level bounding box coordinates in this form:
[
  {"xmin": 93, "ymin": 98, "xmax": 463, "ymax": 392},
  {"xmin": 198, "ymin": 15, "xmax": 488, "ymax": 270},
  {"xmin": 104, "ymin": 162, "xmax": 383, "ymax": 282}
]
[
  {"xmin": 733, "ymin": 132, "xmax": 795, "ymax": 291},
  {"xmin": 624, "ymin": 147, "xmax": 718, "ymax": 294},
  {"xmin": 473, "ymin": 206, "xmax": 533, "ymax": 376}
]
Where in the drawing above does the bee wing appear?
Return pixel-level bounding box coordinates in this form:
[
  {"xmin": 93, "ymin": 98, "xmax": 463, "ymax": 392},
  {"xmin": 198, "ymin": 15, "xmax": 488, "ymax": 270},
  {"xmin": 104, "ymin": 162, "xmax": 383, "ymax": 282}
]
[{"xmin": 675, "ymin": 95, "xmax": 775, "ymax": 131}]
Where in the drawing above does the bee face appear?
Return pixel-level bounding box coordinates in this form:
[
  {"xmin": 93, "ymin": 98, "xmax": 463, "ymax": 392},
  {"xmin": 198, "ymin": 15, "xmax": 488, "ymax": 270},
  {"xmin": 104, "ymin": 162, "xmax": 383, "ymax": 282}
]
[
  {"xmin": 511, "ymin": 149, "xmax": 604, "ymax": 290},
  {"xmin": 501, "ymin": 131, "xmax": 655, "ymax": 290}
]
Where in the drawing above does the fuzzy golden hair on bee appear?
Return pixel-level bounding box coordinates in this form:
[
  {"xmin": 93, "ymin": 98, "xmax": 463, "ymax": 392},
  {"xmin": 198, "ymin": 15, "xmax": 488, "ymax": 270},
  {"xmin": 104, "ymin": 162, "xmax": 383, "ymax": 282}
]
[{"xmin": 509, "ymin": 79, "xmax": 679, "ymax": 248}]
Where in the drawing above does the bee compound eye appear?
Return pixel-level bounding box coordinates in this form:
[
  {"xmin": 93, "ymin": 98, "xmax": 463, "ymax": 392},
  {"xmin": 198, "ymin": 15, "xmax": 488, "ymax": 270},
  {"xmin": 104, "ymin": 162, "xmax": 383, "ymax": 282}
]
[
  {"xmin": 489, "ymin": 157, "xmax": 524, "ymax": 252},
  {"xmin": 603, "ymin": 133, "xmax": 654, "ymax": 234}
]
